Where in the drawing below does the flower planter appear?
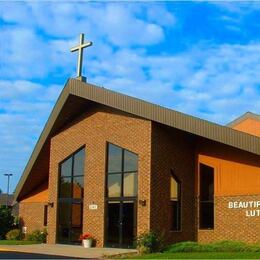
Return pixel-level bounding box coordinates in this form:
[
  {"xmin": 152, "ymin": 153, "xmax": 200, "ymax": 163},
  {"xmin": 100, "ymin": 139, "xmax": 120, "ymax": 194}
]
[{"xmin": 82, "ymin": 239, "xmax": 92, "ymax": 248}]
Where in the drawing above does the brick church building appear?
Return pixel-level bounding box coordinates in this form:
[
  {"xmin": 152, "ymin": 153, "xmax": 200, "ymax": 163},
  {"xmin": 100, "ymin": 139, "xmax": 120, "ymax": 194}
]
[{"xmin": 14, "ymin": 78, "xmax": 260, "ymax": 247}]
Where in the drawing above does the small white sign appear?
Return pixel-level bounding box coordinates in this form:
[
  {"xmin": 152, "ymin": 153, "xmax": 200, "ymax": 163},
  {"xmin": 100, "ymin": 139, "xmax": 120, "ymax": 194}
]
[
  {"xmin": 22, "ymin": 226, "xmax": 27, "ymax": 234},
  {"xmin": 89, "ymin": 204, "xmax": 98, "ymax": 210}
]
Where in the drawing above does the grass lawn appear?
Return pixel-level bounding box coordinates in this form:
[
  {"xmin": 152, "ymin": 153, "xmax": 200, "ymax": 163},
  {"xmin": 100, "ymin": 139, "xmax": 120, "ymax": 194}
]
[
  {"xmin": 0, "ymin": 240, "xmax": 41, "ymax": 245},
  {"xmin": 130, "ymin": 252, "xmax": 260, "ymax": 259},
  {"xmin": 115, "ymin": 241, "xmax": 260, "ymax": 259}
]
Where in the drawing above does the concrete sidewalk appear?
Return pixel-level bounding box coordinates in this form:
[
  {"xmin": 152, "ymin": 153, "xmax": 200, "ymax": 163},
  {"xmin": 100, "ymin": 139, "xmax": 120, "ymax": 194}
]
[{"xmin": 0, "ymin": 244, "xmax": 137, "ymax": 258}]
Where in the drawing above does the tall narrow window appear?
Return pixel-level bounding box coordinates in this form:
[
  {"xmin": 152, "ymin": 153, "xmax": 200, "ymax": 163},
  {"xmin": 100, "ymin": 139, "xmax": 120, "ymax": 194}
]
[
  {"xmin": 107, "ymin": 143, "xmax": 138, "ymax": 198},
  {"xmin": 170, "ymin": 172, "xmax": 181, "ymax": 231},
  {"xmin": 199, "ymin": 163, "xmax": 214, "ymax": 229},
  {"xmin": 57, "ymin": 147, "xmax": 85, "ymax": 244},
  {"xmin": 43, "ymin": 205, "xmax": 48, "ymax": 226}
]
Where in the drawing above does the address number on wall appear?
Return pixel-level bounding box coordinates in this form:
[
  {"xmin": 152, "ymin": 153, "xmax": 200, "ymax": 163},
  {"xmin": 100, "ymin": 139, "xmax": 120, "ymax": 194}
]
[{"xmin": 89, "ymin": 204, "xmax": 98, "ymax": 210}]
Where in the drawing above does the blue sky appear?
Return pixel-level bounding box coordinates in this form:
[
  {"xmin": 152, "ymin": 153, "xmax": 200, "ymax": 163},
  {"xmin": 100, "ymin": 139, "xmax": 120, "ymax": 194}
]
[{"xmin": 0, "ymin": 1, "xmax": 260, "ymax": 194}]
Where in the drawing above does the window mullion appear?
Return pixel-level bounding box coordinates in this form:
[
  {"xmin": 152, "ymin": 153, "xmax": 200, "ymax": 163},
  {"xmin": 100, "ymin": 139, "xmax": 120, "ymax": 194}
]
[{"xmin": 71, "ymin": 154, "xmax": 74, "ymax": 199}]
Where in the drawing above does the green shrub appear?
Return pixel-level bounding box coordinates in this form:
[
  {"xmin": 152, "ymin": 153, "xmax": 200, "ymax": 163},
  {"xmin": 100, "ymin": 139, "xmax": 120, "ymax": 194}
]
[
  {"xmin": 166, "ymin": 240, "xmax": 260, "ymax": 253},
  {"xmin": 166, "ymin": 241, "xmax": 201, "ymax": 253},
  {"xmin": 0, "ymin": 206, "xmax": 14, "ymax": 239},
  {"xmin": 136, "ymin": 231, "xmax": 163, "ymax": 254},
  {"xmin": 13, "ymin": 216, "xmax": 21, "ymax": 227},
  {"xmin": 5, "ymin": 229, "xmax": 22, "ymax": 240},
  {"xmin": 25, "ymin": 229, "xmax": 47, "ymax": 243}
]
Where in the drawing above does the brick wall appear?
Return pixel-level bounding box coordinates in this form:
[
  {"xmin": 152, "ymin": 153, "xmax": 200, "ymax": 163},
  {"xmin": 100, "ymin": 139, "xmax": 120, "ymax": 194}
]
[
  {"xmin": 196, "ymin": 138, "xmax": 260, "ymax": 244},
  {"xmin": 19, "ymin": 202, "xmax": 47, "ymax": 233},
  {"xmin": 48, "ymin": 105, "xmax": 152, "ymax": 246},
  {"xmin": 19, "ymin": 182, "xmax": 48, "ymax": 235},
  {"xmin": 150, "ymin": 123, "xmax": 197, "ymax": 244},
  {"xmin": 198, "ymin": 195, "xmax": 260, "ymax": 244},
  {"xmin": 19, "ymin": 103, "xmax": 260, "ymax": 246}
]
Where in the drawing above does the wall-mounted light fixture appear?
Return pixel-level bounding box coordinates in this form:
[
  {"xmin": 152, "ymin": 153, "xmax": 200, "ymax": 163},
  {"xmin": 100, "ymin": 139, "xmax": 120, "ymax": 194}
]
[
  {"xmin": 139, "ymin": 199, "xmax": 146, "ymax": 206},
  {"xmin": 48, "ymin": 202, "xmax": 54, "ymax": 208}
]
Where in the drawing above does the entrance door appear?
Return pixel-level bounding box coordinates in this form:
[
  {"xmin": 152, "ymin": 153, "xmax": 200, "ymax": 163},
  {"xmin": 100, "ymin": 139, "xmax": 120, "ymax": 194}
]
[
  {"xmin": 105, "ymin": 143, "xmax": 139, "ymax": 248},
  {"xmin": 57, "ymin": 200, "xmax": 83, "ymax": 244},
  {"xmin": 106, "ymin": 201, "xmax": 136, "ymax": 248}
]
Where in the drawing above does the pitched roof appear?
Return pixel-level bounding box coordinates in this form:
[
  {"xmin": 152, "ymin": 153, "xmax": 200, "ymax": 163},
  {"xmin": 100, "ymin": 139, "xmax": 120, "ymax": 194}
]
[
  {"xmin": 14, "ymin": 78, "xmax": 260, "ymax": 200},
  {"xmin": 227, "ymin": 112, "xmax": 260, "ymax": 128}
]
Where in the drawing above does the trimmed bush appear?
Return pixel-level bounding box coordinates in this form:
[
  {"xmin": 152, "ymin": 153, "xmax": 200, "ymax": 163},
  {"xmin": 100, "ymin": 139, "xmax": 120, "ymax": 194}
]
[
  {"xmin": 5, "ymin": 229, "xmax": 22, "ymax": 240},
  {"xmin": 166, "ymin": 240, "xmax": 260, "ymax": 253},
  {"xmin": 136, "ymin": 231, "xmax": 163, "ymax": 254},
  {"xmin": 166, "ymin": 241, "xmax": 201, "ymax": 253},
  {"xmin": 25, "ymin": 229, "xmax": 47, "ymax": 243}
]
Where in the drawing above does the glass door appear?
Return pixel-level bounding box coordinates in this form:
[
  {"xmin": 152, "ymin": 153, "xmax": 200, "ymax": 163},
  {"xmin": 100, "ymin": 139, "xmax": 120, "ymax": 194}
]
[
  {"xmin": 57, "ymin": 200, "xmax": 83, "ymax": 244},
  {"xmin": 122, "ymin": 201, "xmax": 136, "ymax": 247},
  {"xmin": 106, "ymin": 201, "xmax": 136, "ymax": 248},
  {"xmin": 105, "ymin": 143, "xmax": 138, "ymax": 248},
  {"xmin": 106, "ymin": 201, "xmax": 120, "ymax": 246}
]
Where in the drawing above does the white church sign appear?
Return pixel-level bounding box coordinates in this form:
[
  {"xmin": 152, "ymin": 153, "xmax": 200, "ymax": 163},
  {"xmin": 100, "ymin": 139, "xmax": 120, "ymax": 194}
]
[{"xmin": 228, "ymin": 201, "xmax": 260, "ymax": 217}]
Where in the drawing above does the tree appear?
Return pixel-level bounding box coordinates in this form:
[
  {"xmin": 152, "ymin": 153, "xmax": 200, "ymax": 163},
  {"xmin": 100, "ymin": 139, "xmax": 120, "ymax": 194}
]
[{"xmin": 0, "ymin": 206, "xmax": 14, "ymax": 239}]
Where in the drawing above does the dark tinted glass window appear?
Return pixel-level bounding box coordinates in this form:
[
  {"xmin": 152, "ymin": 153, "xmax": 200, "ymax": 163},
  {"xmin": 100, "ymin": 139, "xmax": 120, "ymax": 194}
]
[
  {"xmin": 73, "ymin": 176, "xmax": 84, "ymax": 199},
  {"xmin": 73, "ymin": 149, "xmax": 85, "ymax": 176},
  {"xmin": 61, "ymin": 157, "xmax": 72, "ymax": 177},
  {"xmin": 200, "ymin": 164, "xmax": 214, "ymax": 201},
  {"xmin": 44, "ymin": 205, "xmax": 48, "ymax": 226},
  {"xmin": 108, "ymin": 144, "xmax": 122, "ymax": 173},
  {"xmin": 200, "ymin": 202, "xmax": 214, "ymax": 229},
  {"xmin": 71, "ymin": 203, "xmax": 82, "ymax": 227},
  {"xmin": 57, "ymin": 147, "xmax": 85, "ymax": 244},
  {"xmin": 60, "ymin": 177, "xmax": 71, "ymax": 198},
  {"xmin": 123, "ymin": 172, "xmax": 137, "ymax": 197},
  {"xmin": 199, "ymin": 164, "xmax": 214, "ymax": 229},
  {"xmin": 108, "ymin": 174, "xmax": 121, "ymax": 197},
  {"xmin": 59, "ymin": 147, "xmax": 85, "ymax": 199},
  {"xmin": 124, "ymin": 151, "xmax": 138, "ymax": 172},
  {"xmin": 58, "ymin": 201, "xmax": 71, "ymax": 225},
  {"xmin": 170, "ymin": 174, "xmax": 181, "ymax": 231},
  {"xmin": 106, "ymin": 143, "xmax": 138, "ymax": 198}
]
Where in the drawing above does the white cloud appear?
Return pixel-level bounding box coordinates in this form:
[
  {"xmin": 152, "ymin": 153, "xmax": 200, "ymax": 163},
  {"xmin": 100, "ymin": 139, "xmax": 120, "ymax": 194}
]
[
  {"xmin": 0, "ymin": 2, "xmax": 172, "ymax": 81},
  {"xmin": 0, "ymin": 80, "xmax": 63, "ymax": 192},
  {"xmin": 88, "ymin": 42, "xmax": 260, "ymax": 124}
]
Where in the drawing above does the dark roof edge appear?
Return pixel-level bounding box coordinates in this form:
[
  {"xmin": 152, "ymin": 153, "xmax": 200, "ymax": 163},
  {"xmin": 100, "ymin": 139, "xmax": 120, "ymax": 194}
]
[
  {"xmin": 227, "ymin": 112, "xmax": 260, "ymax": 127},
  {"xmin": 70, "ymin": 79, "xmax": 260, "ymax": 154}
]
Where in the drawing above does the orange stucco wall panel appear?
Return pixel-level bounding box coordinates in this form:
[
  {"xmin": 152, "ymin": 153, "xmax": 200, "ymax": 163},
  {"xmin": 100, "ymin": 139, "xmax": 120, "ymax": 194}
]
[
  {"xmin": 20, "ymin": 182, "xmax": 48, "ymax": 203},
  {"xmin": 232, "ymin": 118, "xmax": 260, "ymax": 137},
  {"xmin": 198, "ymin": 153, "xmax": 260, "ymax": 196}
]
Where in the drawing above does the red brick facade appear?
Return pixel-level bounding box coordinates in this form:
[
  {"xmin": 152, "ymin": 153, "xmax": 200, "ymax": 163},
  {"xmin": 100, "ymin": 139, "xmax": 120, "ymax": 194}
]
[
  {"xmin": 198, "ymin": 195, "xmax": 260, "ymax": 244},
  {"xmin": 150, "ymin": 123, "xmax": 197, "ymax": 243},
  {"xmin": 48, "ymin": 105, "xmax": 152, "ymax": 246},
  {"xmin": 18, "ymin": 105, "xmax": 260, "ymax": 246},
  {"xmin": 19, "ymin": 202, "xmax": 47, "ymax": 233}
]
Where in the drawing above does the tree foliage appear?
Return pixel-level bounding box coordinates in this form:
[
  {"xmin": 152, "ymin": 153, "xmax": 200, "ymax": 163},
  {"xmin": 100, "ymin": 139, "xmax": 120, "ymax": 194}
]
[{"xmin": 0, "ymin": 206, "xmax": 14, "ymax": 239}]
